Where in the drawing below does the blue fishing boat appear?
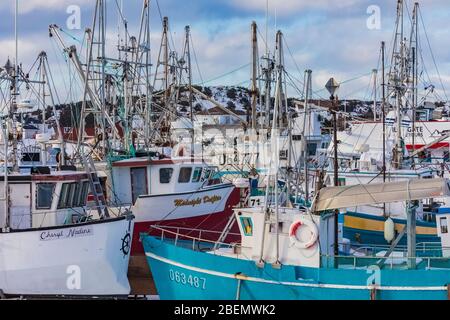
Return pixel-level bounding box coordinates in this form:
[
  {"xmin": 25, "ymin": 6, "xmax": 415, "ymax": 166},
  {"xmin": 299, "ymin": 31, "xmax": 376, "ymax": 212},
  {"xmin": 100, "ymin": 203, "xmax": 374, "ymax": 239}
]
[{"xmin": 142, "ymin": 178, "xmax": 450, "ymax": 300}]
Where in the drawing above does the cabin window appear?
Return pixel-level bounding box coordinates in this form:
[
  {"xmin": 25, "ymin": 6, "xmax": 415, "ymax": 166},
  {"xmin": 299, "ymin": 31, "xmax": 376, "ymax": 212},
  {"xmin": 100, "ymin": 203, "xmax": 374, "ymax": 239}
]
[
  {"xmin": 160, "ymin": 168, "xmax": 174, "ymax": 184},
  {"xmin": 201, "ymin": 168, "xmax": 212, "ymax": 182},
  {"xmin": 79, "ymin": 181, "xmax": 90, "ymax": 207},
  {"xmin": 58, "ymin": 183, "xmax": 71, "ymax": 209},
  {"xmin": 192, "ymin": 167, "xmax": 203, "ymax": 183},
  {"xmin": 240, "ymin": 217, "xmax": 253, "ymax": 236},
  {"xmin": 36, "ymin": 183, "xmax": 55, "ymax": 210},
  {"xmin": 307, "ymin": 143, "xmax": 318, "ymax": 156},
  {"xmin": 441, "ymin": 217, "xmax": 448, "ymax": 234},
  {"xmin": 178, "ymin": 167, "xmax": 193, "ymax": 183},
  {"xmin": 72, "ymin": 182, "xmax": 83, "ymax": 207},
  {"xmin": 66, "ymin": 183, "xmax": 77, "ymax": 208},
  {"xmin": 131, "ymin": 167, "xmax": 148, "ymax": 203}
]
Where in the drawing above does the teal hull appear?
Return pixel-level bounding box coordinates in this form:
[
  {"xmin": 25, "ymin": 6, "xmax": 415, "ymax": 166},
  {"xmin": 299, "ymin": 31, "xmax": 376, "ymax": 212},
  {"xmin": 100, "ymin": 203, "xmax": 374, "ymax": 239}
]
[{"xmin": 142, "ymin": 235, "xmax": 450, "ymax": 300}]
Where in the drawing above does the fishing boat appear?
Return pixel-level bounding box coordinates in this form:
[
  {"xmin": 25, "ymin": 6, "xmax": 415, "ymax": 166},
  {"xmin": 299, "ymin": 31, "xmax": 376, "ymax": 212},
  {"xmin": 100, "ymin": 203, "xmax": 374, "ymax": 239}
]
[
  {"xmin": 0, "ymin": 164, "xmax": 134, "ymax": 297},
  {"xmin": 319, "ymin": 1, "xmax": 450, "ymax": 246},
  {"xmin": 109, "ymin": 155, "xmax": 240, "ymax": 254},
  {"xmin": 142, "ymin": 178, "xmax": 450, "ymax": 300},
  {"xmin": 0, "ymin": 1, "xmax": 134, "ymax": 296}
]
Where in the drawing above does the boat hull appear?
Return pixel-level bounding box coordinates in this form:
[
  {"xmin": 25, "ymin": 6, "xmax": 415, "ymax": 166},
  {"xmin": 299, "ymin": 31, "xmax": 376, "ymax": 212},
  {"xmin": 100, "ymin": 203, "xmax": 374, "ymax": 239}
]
[
  {"xmin": 342, "ymin": 212, "xmax": 438, "ymax": 246},
  {"xmin": 130, "ymin": 185, "xmax": 241, "ymax": 255},
  {"xmin": 0, "ymin": 216, "xmax": 134, "ymax": 296},
  {"xmin": 142, "ymin": 235, "xmax": 450, "ymax": 300}
]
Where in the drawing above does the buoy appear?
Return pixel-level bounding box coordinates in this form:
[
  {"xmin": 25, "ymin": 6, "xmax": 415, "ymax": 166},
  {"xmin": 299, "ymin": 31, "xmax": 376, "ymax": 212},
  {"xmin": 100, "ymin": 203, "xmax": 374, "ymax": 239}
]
[{"xmin": 384, "ymin": 217, "xmax": 395, "ymax": 242}]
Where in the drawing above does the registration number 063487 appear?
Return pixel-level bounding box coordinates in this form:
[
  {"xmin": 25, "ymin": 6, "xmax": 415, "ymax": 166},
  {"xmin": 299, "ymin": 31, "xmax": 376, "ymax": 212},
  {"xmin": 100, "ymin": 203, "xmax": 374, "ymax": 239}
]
[{"xmin": 169, "ymin": 269, "xmax": 206, "ymax": 289}]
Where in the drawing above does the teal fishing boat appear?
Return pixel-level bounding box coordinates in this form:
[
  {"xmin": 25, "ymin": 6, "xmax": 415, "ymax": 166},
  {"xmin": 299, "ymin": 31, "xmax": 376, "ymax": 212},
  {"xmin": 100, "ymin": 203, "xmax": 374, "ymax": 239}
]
[{"xmin": 142, "ymin": 178, "xmax": 450, "ymax": 300}]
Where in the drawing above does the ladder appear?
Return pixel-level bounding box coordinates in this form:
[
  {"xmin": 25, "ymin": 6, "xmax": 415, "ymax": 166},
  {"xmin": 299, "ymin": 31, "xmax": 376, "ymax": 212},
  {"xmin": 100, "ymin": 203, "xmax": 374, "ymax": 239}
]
[
  {"xmin": 214, "ymin": 213, "xmax": 237, "ymax": 250},
  {"xmin": 82, "ymin": 155, "xmax": 109, "ymax": 218}
]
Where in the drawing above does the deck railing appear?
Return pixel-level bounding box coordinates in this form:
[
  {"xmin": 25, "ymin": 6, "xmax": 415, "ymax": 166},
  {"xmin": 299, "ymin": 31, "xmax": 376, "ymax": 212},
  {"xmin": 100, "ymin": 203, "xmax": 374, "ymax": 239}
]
[{"xmin": 148, "ymin": 225, "xmax": 249, "ymax": 257}]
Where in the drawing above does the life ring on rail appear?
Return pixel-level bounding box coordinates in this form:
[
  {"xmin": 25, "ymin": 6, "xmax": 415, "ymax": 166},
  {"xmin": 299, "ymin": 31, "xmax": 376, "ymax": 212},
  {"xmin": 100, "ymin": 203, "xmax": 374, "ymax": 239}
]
[{"xmin": 289, "ymin": 218, "xmax": 318, "ymax": 249}]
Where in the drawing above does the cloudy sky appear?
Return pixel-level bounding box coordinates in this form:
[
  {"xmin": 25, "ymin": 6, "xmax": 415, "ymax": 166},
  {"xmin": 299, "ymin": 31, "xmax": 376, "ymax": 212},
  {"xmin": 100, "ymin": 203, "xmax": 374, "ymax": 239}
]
[{"xmin": 0, "ymin": 0, "xmax": 449, "ymax": 102}]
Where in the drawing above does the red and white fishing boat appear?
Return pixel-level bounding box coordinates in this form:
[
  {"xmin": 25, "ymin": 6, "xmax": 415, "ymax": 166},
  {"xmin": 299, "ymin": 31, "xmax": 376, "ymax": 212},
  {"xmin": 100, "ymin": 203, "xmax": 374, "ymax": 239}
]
[{"xmin": 110, "ymin": 156, "xmax": 241, "ymax": 255}]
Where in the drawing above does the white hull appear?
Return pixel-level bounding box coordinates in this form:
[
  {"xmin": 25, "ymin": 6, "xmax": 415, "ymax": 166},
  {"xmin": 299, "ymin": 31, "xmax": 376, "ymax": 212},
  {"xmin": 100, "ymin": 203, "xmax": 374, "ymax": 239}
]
[
  {"xmin": 0, "ymin": 216, "xmax": 134, "ymax": 296},
  {"xmin": 132, "ymin": 184, "xmax": 235, "ymax": 222}
]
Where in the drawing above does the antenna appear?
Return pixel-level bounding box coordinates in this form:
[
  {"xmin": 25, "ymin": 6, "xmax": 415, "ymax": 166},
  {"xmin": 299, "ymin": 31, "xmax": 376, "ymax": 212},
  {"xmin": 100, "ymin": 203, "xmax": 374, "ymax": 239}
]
[{"xmin": 265, "ymin": 0, "xmax": 269, "ymax": 56}]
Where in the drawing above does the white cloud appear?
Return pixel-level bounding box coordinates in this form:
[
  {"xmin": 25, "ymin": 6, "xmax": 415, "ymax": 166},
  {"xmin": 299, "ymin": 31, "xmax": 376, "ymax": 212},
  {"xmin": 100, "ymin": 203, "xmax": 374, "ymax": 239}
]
[
  {"xmin": 230, "ymin": 0, "xmax": 360, "ymax": 16},
  {"xmin": 0, "ymin": 0, "xmax": 92, "ymax": 14}
]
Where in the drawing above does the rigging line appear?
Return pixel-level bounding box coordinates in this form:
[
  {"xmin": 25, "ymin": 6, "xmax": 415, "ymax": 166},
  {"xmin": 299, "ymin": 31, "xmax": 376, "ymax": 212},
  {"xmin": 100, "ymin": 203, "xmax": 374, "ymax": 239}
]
[
  {"xmin": 199, "ymin": 63, "xmax": 251, "ymax": 85},
  {"xmin": 419, "ymin": 9, "xmax": 449, "ymax": 102},
  {"xmin": 256, "ymin": 25, "xmax": 269, "ymax": 54},
  {"xmin": 189, "ymin": 33, "xmax": 204, "ymax": 85},
  {"xmin": 113, "ymin": 0, "xmax": 131, "ymax": 40},
  {"xmin": 58, "ymin": 27, "xmax": 83, "ymax": 44},
  {"xmin": 284, "ymin": 72, "xmax": 305, "ymax": 99},
  {"xmin": 49, "ymin": 39, "xmax": 70, "ymax": 101},
  {"xmin": 282, "ymin": 34, "xmax": 305, "ymax": 87}
]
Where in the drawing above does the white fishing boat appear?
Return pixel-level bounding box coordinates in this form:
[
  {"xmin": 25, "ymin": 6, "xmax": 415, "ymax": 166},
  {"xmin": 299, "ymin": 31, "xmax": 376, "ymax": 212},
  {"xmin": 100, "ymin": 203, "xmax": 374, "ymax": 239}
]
[{"xmin": 0, "ymin": 166, "xmax": 134, "ymax": 297}]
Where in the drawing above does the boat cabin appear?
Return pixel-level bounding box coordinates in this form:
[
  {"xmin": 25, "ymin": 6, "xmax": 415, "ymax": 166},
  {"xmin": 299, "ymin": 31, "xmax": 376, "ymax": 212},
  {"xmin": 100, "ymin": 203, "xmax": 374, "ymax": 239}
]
[
  {"xmin": 111, "ymin": 157, "xmax": 223, "ymax": 205},
  {"xmin": 0, "ymin": 169, "xmax": 93, "ymax": 230}
]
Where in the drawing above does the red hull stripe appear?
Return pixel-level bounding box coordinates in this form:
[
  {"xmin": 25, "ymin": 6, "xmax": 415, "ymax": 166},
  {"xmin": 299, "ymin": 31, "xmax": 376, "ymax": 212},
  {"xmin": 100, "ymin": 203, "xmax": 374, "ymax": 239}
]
[{"xmin": 406, "ymin": 142, "xmax": 449, "ymax": 150}]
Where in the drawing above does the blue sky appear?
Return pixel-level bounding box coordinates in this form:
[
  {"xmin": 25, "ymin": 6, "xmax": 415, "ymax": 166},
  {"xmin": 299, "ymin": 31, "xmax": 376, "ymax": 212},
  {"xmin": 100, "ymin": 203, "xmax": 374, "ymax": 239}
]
[{"xmin": 1, "ymin": 0, "xmax": 449, "ymax": 102}]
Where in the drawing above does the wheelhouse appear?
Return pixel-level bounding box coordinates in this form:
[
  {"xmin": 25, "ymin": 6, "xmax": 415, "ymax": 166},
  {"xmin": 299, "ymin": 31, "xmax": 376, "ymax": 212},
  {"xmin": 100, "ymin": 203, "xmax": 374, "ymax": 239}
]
[
  {"xmin": 111, "ymin": 157, "xmax": 223, "ymax": 205},
  {"xmin": 0, "ymin": 169, "xmax": 94, "ymax": 230}
]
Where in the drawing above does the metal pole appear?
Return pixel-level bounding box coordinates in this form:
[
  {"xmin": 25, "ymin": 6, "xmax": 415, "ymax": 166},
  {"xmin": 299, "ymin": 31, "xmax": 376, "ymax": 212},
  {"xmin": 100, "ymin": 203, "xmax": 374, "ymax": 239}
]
[
  {"xmin": 303, "ymin": 70, "xmax": 312, "ymax": 203},
  {"xmin": 145, "ymin": 0, "xmax": 152, "ymax": 149},
  {"xmin": 411, "ymin": 47, "xmax": 416, "ymax": 165},
  {"xmin": 407, "ymin": 202, "xmax": 417, "ymax": 269},
  {"xmin": 251, "ymin": 21, "xmax": 258, "ymax": 130},
  {"xmin": 185, "ymin": 26, "xmax": 194, "ymax": 158},
  {"xmin": 373, "ymin": 69, "xmax": 377, "ymax": 121},
  {"xmin": 332, "ymin": 97, "xmax": 339, "ymax": 262},
  {"xmin": 381, "ymin": 42, "xmax": 386, "ymax": 183},
  {"xmin": 2, "ymin": 120, "xmax": 10, "ymax": 230},
  {"xmin": 11, "ymin": 0, "xmax": 19, "ymax": 173}
]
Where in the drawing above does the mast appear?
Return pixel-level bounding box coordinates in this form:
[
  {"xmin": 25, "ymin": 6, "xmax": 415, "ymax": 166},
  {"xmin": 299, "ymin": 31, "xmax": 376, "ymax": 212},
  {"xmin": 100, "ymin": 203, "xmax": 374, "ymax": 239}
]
[
  {"xmin": 163, "ymin": 18, "xmax": 170, "ymax": 124},
  {"xmin": 273, "ymin": 30, "xmax": 284, "ymax": 267},
  {"xmin": 372, "ymin": 69, "xmax": 377, "ymax": 121},
  {"xmin": 250, "ymin": 21, "xmax": 258, "ymax": 130},
  {"xmin": 411, "ymin": 2, "xmax": 419, "ymax": 163},
  {"xmin": 145, "ymin": 0, "xmax": 152, "ymax": 149},
  {"xmin": 302, "ymin": 70, "xmax": 312, "ymax": 204},
  {"xmin": 390, "ymin": 0, "xmax": 405, "ymax": 169},
  {"xmin": 183, "ymin": 25, "xmax": 194, "ymax": 157},
  {"xmin": 97, "ymin": 0, "xmax": 107, "ymax": 156},
  {"xmin": 382, "ymin": 42, "xmax": 386, "ymax": 183},
  {"xmin": 41, "ymin": 52, "xmax": 66, "ymax": 166},
  {"xmin": 10, "ymin": 0, "xmax": 19, "ymax": 173}
]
